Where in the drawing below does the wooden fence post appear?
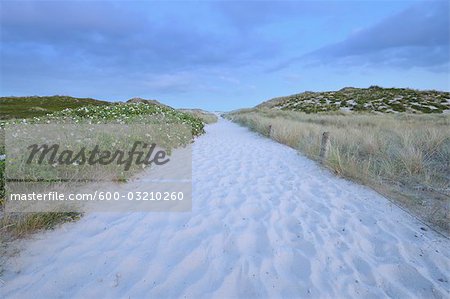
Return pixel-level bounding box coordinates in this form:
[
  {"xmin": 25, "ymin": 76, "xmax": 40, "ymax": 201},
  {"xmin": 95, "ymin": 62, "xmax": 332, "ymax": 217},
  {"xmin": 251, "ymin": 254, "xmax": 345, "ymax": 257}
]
[{"xmin": 319, "ymin": 132, "xmax": 330, "ymax": 162}]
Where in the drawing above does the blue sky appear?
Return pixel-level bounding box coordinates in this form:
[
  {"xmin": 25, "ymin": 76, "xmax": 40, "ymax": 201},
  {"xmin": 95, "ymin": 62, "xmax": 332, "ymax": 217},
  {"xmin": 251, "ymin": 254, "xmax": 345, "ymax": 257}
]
[{"xmin": 1, "ymin": 0, "xmax": 449, "ymax": 111}]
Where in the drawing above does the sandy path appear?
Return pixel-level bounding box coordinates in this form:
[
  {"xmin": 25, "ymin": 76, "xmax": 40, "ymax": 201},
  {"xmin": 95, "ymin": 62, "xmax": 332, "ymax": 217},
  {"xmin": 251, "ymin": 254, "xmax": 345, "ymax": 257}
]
[{"xmin": 1, "ymin": 118, "xmax": 449, "ymax": 298}]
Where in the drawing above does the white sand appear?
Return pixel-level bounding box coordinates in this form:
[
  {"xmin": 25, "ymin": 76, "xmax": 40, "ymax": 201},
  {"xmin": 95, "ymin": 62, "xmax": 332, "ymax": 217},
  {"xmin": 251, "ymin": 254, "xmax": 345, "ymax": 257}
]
[{"xmin": 1, "ymin": 118, "xmax": 449, "ymax": 298}]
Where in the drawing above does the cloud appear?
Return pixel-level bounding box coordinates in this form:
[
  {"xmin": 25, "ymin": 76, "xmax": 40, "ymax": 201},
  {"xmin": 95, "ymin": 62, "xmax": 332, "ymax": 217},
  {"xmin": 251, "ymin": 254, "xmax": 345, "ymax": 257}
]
[
  {"xmin": 0, "ymin": 1, "xmax": 278, "ymax": 79},
  {"xmin": 217, "ymin": 1, "xmax": 343, "ymax": 30},
  {"xmin": 1, "ymin": 0, "xmax": 448, "ymax": 107},
  {"xmin": 141, "ymin": 72, "xmax": 195, "ymax": 94},
  {"xmin": 272, "ymin": 1, "xmax": 449, "ymax": 72}
]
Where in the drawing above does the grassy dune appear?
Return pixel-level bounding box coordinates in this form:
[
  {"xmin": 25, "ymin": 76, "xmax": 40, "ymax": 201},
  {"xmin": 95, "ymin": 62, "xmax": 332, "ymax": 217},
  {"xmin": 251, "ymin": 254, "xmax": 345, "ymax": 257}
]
[
  {"xmin": 178, "ymin": 109, "xmax": 218, "ymax": 124},
  {"xmin": 0, "ymin": 96, "xmax": 110, "ymax": 120},
  {"xmin": 226, "ymin": 109, "xmax": 450, "ymax": 233},
  {"xmin": 0, "ymin": 101, "xmax": 207, "ymax": 240},
  {"xmin": 258, "ymin": 86, "xmax": 450, "ymax": 114}
]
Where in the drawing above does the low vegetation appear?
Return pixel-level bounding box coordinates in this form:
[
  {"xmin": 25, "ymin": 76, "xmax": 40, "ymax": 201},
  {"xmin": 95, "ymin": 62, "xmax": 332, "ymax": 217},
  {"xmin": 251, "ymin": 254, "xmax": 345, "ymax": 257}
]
[
  {"xmin": 0, "ymin": 100, "xmax": 208, "ymax": 241},
  {"xmin": 258, "ymin": 86, "xmax": 450, "ymax": 114},
  {"xmin": 226, "ymin": 108, "xmax": 450, "ymax": 234},
  {"xmin": 43, "ymin": 102, "xmax": 206, "ymax": 136},
  {"xmin": 178, "ymin": 109, "xmax": 218, "ymax": 124},
  {"xmin": 0, "ymin": 95, "xmax": 110, "ymax": 120},
  {"xmin": 1, "ymin": 211, "xmax": 82, "ymax": 238}
]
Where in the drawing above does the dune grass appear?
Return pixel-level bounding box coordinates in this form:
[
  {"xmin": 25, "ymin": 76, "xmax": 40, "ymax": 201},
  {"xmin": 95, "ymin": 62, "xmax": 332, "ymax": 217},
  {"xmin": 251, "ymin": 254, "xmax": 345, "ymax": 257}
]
[
  {"xmin": 0, "ymin": 96, "xmax": 110, "ymax": 120},
  {"xmin": 257, "ymin": 86, "xmax": 450, "ymax": 114},
  {"xmin": 0, "ymin": 103, "xmax": 207, "ymax": 241},
  {"xmin": 226, "ymin": 109, "xmax": 450, "ymax": 233},
  {"xmin": 178, "ymin": 109, "xmax": 218, "ymax": 124},
  {"xmin": 1, "ymin": 211, "xmax": 82, "ymax": 239}
]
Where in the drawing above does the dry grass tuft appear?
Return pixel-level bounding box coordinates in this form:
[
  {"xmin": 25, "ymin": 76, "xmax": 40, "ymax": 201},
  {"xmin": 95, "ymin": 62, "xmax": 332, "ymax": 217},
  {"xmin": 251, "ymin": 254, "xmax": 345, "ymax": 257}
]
[{"xmin": 1, "ymin": 211, "xmax": 82, "ymax": 239}]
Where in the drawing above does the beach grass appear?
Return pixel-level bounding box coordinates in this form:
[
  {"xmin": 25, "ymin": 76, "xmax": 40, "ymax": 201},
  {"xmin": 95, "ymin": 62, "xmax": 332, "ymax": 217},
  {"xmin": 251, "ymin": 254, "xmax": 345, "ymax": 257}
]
[
  {"xmin": 178, "ymin": 109, "xmax": 218, "ymax": 124},
  {"xmin": 0, "ymin": 96, "xmax": 110, "ymax": 120},
  {"xmin": 226, "ymin": 109, "xmax": 450, "ymax": 233},
  {"xmin": 0, "ymin": 102, "xmax": 207, "ymax": 240}
]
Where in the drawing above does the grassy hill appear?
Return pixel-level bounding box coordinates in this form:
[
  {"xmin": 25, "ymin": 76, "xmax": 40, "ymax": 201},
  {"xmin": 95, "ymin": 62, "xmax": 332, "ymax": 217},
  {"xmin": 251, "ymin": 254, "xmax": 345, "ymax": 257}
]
[
  {"xmin": 178, "ymin": 109, "xmax": 218, "ymax": 124},
  {"xmin": 0, "ymin": 96, "xmax": 210, "ymax": 239},
  {"xmin": 0, "ymin": 96, "xmax": 110, "ymax": 120},
  {"xmin": 257, "ymin": 86, "xmax": 450, "ymax": 114},
  {"xmin": 126, "ymin": 97, "xmax": 173, "ymax": 109}
]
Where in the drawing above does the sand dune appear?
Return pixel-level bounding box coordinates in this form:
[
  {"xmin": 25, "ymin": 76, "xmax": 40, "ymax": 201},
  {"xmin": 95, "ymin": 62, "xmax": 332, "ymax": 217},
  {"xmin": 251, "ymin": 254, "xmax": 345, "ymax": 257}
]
[{"xmin": 1, "ymin": 118, "xmax": 449, "ymax": 298}]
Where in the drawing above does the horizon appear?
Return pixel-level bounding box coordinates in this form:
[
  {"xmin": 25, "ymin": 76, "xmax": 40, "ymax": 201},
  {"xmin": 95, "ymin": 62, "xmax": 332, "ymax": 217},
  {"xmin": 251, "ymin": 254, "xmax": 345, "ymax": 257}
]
[
  {"xmin": 1, "ymin": 84, "xmax": 449, "ymax": 112},
  {"xmin": 1, "ymin": 0, "xmax": 449, "ymax": 111}
]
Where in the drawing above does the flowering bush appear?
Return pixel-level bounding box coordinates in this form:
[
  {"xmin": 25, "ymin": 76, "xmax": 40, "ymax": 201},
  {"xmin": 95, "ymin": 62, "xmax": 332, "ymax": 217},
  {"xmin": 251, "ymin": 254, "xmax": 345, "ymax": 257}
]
[
  {"xmin": 1, "ymin": 103, "xmax": 205, "ymax": 136},
  {"xmin": 0, "ymin": 103, "xmax": 206, "ymax": 209}
]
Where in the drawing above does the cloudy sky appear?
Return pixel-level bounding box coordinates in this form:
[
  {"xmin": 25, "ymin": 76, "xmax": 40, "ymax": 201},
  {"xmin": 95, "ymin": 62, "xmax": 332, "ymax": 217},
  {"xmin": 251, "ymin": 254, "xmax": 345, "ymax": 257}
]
[{"xmin": 1, "ymin": 0, "xmax": 449, "ymax": 110}]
